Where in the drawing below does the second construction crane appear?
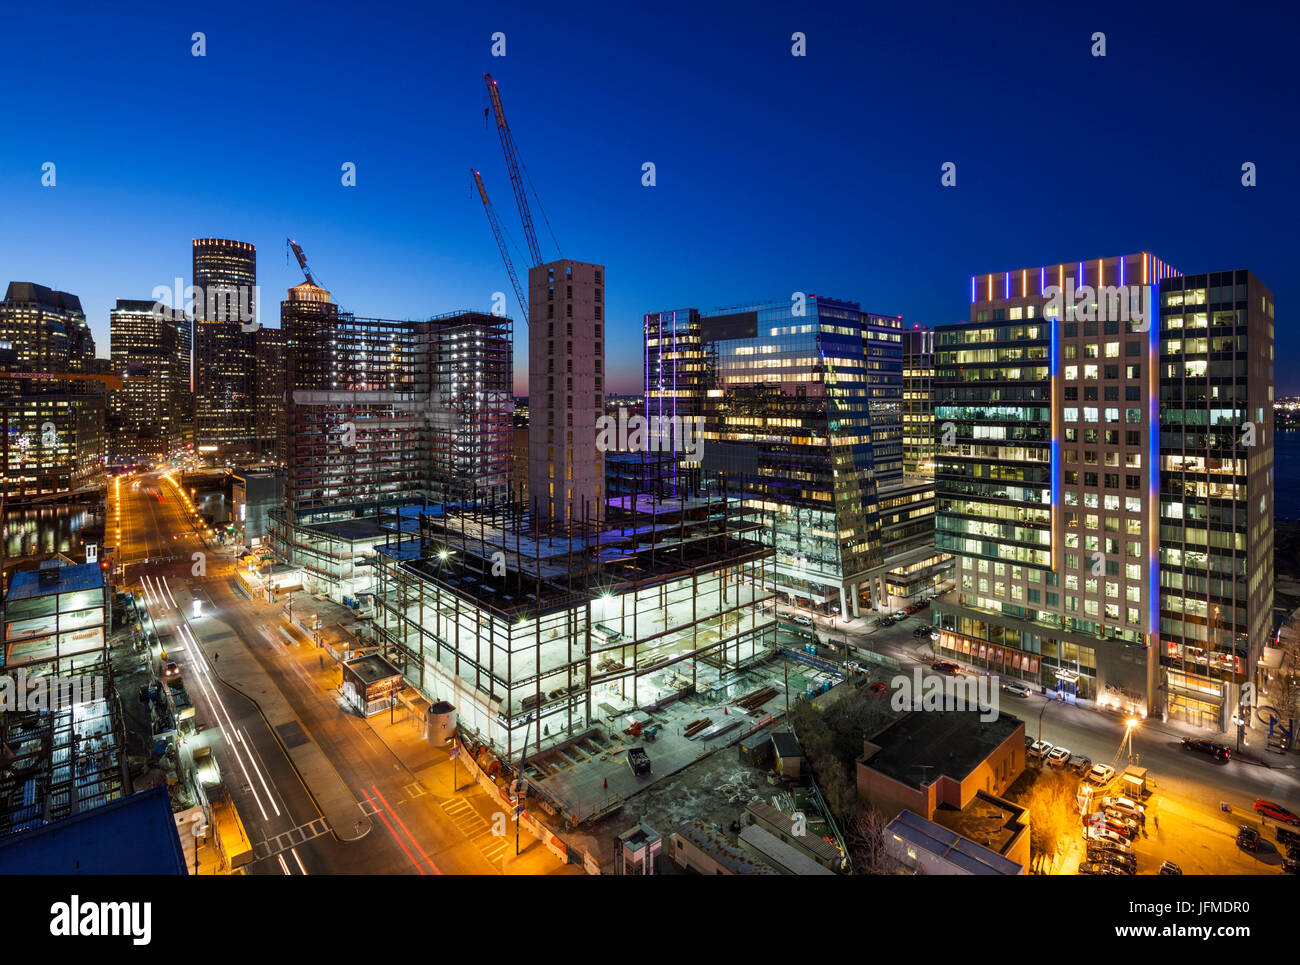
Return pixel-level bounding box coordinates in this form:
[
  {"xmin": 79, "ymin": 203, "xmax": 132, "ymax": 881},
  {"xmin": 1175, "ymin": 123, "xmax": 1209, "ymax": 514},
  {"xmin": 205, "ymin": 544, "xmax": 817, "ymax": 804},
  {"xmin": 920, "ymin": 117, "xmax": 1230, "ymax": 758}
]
[
  {"xmin": 472, "ymin": 168, "xmax": 527, "ymax": 322},
  {"xmin": 475, "ymin": 73, "xmax": 561, "ymax": 326}
]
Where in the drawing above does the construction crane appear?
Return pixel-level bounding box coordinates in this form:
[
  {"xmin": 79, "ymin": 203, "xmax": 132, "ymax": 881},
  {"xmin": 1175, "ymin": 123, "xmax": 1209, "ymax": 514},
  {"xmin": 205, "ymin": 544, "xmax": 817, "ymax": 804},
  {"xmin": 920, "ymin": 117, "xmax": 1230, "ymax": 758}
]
[
  {"xmin": 286, "ymin": 237, "xmax": 325, "ymax": 289},
  {"xmin": 484, "ymin": 73, "xmax": 543, "ymax": 268},
  {"xmin": 483, "ymin": 73, "xmax": 560, "ymax": 270},
  {"xmin": 471, "ymin": 168, "xmax": 528, "ymax": 321}
]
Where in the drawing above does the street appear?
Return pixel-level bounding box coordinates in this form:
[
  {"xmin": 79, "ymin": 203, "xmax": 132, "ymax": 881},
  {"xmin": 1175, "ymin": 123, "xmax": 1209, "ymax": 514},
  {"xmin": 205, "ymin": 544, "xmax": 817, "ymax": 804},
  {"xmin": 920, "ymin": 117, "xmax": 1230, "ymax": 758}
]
[{"xmin": 111, "ymin": 470, "xmax": 571, "ymax": 875}]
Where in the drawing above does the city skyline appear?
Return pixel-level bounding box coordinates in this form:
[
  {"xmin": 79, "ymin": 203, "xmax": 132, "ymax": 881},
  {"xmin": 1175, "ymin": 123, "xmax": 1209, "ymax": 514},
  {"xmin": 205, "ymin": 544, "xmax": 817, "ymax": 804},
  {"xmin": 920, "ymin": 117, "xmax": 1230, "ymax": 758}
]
[{"xmin": 2, "ymin": 0, "xmax": 1297, "ymax": 395}]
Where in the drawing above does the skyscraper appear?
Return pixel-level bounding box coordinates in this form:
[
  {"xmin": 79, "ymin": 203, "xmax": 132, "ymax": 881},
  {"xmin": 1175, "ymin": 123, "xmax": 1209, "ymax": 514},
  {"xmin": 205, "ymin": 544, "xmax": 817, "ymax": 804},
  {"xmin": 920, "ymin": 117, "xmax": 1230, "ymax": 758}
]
[
  {"xmin": 252, "ymin": 326, "xmax": 285, "ymax": 464},
  {"xmin": 902, "ymin": 327, "xmax": 936, "ymax": 476},
  {"xmin": 193, "ymin": 238, "xmax": 257, "ymax": 461},
  {"xmin": 1157, "ymin": 270, "xmax": 1274, "ymax": 730},
  {"xmin": 643, "ymin": 295, "xmax": 949, "ymax": 618},
  {"xmin": 109, "ymin": 298, "xmax": 182, "ymax": 463},
  {"xmin": 932, "ymin": 253, "xmax": 1272, "ymax": 732},
  {"xmin": 0, "ymin": 282, "xmax": 104, "ymax": 498},
  {"xmin": 528, "ymin": 259, "xmax": 605, "ymax": 527}
]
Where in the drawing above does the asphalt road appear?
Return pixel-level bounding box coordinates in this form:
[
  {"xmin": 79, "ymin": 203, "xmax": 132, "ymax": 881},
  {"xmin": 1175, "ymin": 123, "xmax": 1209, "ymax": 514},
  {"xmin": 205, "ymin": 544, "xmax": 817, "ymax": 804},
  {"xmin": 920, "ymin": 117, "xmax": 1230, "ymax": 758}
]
[{"xmin": 111, "ymin": 470, "xmax": 533, "ymax": 875}]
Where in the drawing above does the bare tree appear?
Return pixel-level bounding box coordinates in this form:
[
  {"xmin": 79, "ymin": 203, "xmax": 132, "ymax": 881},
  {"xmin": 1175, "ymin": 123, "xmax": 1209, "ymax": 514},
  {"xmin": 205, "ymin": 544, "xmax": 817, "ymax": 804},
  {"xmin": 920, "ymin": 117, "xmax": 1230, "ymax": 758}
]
[{"xmin": 844, "ymin": 805, "xmax": 891, "ymax": 874}]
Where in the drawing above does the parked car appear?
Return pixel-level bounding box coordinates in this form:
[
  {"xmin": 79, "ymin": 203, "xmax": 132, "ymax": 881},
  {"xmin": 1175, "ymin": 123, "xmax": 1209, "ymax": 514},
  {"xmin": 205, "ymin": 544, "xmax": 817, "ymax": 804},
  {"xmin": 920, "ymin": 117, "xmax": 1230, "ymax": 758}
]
[
  {"xmin": 1069, "ymin": 756, "xmax": 1093, "ymax": 775},
  {"xmin": 913, "ymin": 626, "xmax": 932, "ymax": 637},
  {"xmin": 1181, "ymin": 736, "xmax": 1231, "ymax": 761},
  {"xmin": 1254, "ymin": 800, "xmax": 1300, "ymax": 825},
  {"xmin": 1024, "ymin": 734, "xmax": 1035, "ymax": 749},
  {"xmin": 790, "ymin": 614, "xmax": 814, "ymax": 627},
  {"xmin": 1086, "ymin": 763, "xmax": 1117, "ymax": 787},
  {"xmin": 1028, "ymin": 739, "xmax": 1054, "ymax": 760},
  {"xmin": 1087, "ymin": 844, "xmax": 1137, "ymax": 872},
  {"xmin": 1276, "ymin": 826, "xmax": 1300, "ymax": 848},
  {"xmin": 868, "ymin": 682, "xmax": 888, "ymax": 695},
  {"xmin": 1284, "ymin": 858, "xmax": 1300, "ymax": 875},
  {"xmin": 1001, "ymin": 682, "xmax": 1031, "ymax": 698},
  {"xmin": 892, "ymin": 611, "xmax": 909, "ymax": 620},
  {"xmin": 1099, "ymin": 796, "xmax": 1145, "ymax": 818},
  {"xmin": 1236, "ymin": 826, "xmax": 1260, "ymax": 851},
  {"xmin": 1103, "ymin": 815, "xmax": 1139, "ymax": 840},
  {"xmin": 880, "ymin": 617, "xmax": 895, "ymax": 627},
  {"xmin": 1078, "ymin": 861, "xmax": 1129, "ymax": 876},
  {"xmin": 1047, "ymin": 747, "xmax": 1072, "ymax": 768},
  {"xmin": 1158, "ymin": 860, "xmax": 1183, "ymax": 875},
  {"xmin": 1085, "ymin": 826, "xmax": 1132, "ymax": 849}
]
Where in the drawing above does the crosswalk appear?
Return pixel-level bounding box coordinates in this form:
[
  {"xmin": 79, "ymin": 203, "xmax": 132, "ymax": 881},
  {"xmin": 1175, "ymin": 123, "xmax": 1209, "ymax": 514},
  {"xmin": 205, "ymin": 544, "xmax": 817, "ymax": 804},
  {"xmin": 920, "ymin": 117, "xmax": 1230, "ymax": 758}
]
[
  {"xmin": 440, "ymin": 797, "xmax": 510, "ymax": 868},
  {"xmin": 252, "ymin": 817, "xmax": 330, "ymax": 861}
]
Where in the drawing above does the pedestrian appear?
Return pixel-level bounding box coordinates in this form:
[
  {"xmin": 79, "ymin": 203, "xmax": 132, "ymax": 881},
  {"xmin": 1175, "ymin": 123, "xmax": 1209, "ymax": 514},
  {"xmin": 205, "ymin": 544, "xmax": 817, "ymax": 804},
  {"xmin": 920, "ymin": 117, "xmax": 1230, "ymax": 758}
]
[
  {"xmin": 1154, "ymin": 814, "xmax": 1159, "ymax": 831},
  {"xmin": 213, "ymin": 652, "xmax": 219, "ymax": 662}
]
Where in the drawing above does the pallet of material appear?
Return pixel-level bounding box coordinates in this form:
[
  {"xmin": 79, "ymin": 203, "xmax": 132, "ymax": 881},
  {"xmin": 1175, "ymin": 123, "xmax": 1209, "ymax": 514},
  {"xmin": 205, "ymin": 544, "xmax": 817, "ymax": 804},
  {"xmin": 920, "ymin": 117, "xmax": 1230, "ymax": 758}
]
[
  {"xmin": 734, "ymin": 687, "xmax": 779, "ymax": 711},
  {"xmin": 683, "ymin": 717, "xmax": 713, "ymax": 738}
]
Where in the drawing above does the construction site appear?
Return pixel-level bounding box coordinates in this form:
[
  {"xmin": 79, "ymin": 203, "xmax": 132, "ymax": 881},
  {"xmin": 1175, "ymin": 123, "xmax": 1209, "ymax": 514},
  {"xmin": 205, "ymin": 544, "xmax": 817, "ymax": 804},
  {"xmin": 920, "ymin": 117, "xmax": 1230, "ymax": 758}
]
[{"xmin": 368, "ymin": 480, "xmax": 783, "ymax": 807}]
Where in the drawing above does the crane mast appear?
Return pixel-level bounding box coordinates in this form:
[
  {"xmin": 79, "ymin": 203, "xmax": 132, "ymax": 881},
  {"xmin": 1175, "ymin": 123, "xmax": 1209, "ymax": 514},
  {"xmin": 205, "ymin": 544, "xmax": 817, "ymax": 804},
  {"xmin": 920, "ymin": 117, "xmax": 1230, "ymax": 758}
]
[{"xmin": 471, "ymin": 169, "xmax": 528, "ymax": 321}]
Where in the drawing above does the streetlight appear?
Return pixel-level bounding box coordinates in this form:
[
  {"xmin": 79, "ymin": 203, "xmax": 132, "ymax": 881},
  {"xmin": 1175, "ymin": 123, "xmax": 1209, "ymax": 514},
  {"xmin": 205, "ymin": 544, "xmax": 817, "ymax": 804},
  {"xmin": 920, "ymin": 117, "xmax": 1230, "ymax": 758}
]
[{"xmin": 1123, "ymin": 717, "xmax": 1140, "ymax": 766}]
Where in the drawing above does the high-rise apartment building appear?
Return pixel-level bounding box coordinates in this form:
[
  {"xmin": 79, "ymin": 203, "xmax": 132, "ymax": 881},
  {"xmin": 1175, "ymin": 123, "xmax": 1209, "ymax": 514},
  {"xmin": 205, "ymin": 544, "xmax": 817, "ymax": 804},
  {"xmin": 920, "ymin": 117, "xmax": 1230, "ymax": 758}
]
[
  {"xmin": 109, "ymin": 299, "xmax": 182, "ymax": 463},
  {"xmin": 903, "ymin": 328, "xmax": 936, "ymax": 476},
  {"xmin": 932, "ymin": 253, "xmax": 1273, "ymax": 732},
  {"xmin": 528, "ymin": 260, "xmax": 605, "ymax": 527},
  {"xmin": 193, "ymin": 238, "xmax": 257, "ymax": 461}
]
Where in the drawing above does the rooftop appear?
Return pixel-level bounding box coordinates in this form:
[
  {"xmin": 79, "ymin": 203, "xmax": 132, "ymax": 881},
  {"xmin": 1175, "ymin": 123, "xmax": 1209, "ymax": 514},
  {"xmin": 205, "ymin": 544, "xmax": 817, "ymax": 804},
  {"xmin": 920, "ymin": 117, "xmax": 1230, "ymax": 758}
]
[
  {"xmin": 860, "ymin": 709, "xmax": 1023, "ymax": 790},
  {"xmin": 5, "ymin": 562, "xmax": 104, "ymax": 602},
  {"xmin": 0, "ymin": 786, "xmax": 186, "ymax": 875},
  {"xmin": 885, "ymin": 808, "xmax": 1023, "ymax": 875}
]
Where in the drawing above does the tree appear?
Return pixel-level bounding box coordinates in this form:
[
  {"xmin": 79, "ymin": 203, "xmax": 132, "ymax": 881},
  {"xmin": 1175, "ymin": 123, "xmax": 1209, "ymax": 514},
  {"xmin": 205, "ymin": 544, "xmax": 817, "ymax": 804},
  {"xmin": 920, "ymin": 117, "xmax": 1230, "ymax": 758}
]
[{"xmin": 844, "ymin": 805, "xmax": 892, "ymax": 874}]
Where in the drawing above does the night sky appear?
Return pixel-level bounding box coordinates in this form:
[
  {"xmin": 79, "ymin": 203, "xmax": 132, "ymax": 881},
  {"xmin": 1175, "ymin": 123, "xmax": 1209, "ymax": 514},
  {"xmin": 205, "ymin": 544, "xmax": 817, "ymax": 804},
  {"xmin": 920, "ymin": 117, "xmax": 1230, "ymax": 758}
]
[{"xmin": 2, "ymin": 0, "xmax": 1296, "ymax": 394}]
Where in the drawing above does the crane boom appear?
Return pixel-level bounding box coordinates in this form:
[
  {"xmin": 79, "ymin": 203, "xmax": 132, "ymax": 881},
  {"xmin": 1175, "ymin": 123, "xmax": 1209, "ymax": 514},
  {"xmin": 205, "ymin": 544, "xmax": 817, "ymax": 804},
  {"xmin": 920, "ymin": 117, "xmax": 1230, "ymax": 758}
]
[
  {"xmin": 286, "ymin": 237, "xmax": 322, "ymax": 289},
  {"xmin": 484, "ymin": 73, "xmax": 542, "ymax": 268},
  {"xmin": 472, "ymin": 169, "xmax": 528, "ymax": 323}
]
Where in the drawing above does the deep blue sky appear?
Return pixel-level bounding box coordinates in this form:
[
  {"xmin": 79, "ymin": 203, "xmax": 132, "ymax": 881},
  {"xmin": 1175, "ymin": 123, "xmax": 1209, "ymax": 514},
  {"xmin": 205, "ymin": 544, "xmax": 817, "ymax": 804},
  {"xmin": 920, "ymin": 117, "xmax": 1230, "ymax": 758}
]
[{"xmin": 2, "ymin": 0, "xmax": 1296, "ymax": 394}]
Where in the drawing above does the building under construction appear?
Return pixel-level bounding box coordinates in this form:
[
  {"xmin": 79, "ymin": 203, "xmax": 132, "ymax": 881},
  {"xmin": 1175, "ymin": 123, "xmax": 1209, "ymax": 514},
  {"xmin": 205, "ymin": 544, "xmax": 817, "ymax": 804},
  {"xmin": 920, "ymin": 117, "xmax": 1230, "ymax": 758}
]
[
  {"xmin": 370, "ymin": 479, "xmax": 776, "ymax": 762},
  {"xmin": 270, "ymin": 305, "xmax": 513, "ymax": 597},
  {"xmin": 0, "ymin": 562, "xmax": 127, "ymax": 838}
]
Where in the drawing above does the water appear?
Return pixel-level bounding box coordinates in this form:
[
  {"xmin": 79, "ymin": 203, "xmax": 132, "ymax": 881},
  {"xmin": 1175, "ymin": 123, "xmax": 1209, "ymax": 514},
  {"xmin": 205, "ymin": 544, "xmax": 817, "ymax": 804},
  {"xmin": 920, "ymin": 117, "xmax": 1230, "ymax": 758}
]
[{"xmin": 2, "ymin": 502, "xmax": 104, "ymax": 561}]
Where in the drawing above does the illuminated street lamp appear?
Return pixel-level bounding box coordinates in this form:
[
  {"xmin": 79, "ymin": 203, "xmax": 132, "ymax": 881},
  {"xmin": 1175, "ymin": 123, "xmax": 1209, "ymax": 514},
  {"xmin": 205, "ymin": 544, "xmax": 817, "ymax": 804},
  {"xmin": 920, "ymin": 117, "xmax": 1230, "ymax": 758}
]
[{"xmin": 1123, "ymin": 717, "xmax": 1140, "ymax": 766}]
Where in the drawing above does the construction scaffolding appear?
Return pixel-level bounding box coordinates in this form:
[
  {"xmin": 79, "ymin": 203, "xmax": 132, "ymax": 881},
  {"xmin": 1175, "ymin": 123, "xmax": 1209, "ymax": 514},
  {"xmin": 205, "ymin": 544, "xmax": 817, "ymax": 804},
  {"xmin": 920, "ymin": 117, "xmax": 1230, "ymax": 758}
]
[
  {"xmin": 370, "ymin": 474, "xmax": 777, "ymax": 762},
  {"xmin": 0, "ymin": 649, "xmax": 128, "ymax": 838}
]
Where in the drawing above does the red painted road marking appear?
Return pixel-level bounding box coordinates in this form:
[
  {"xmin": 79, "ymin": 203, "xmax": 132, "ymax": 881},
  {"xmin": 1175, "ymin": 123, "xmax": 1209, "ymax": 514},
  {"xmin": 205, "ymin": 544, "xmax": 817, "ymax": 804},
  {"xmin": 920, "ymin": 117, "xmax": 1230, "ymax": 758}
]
[
  {"xmin": 370, "ymin": 784, "xmax": 441, "ymax": 875},
  {"xmin": 360, "ymin": 786, "xmax": 425, "ymax": 875}
]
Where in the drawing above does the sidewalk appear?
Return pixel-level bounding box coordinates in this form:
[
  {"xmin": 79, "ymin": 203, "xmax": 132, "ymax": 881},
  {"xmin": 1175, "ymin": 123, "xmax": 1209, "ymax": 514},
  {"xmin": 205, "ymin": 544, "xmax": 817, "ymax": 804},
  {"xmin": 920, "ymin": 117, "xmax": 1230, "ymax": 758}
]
[{"xmin": 268, "ymin": 593, "xmax": 577, "ymax": 874}]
